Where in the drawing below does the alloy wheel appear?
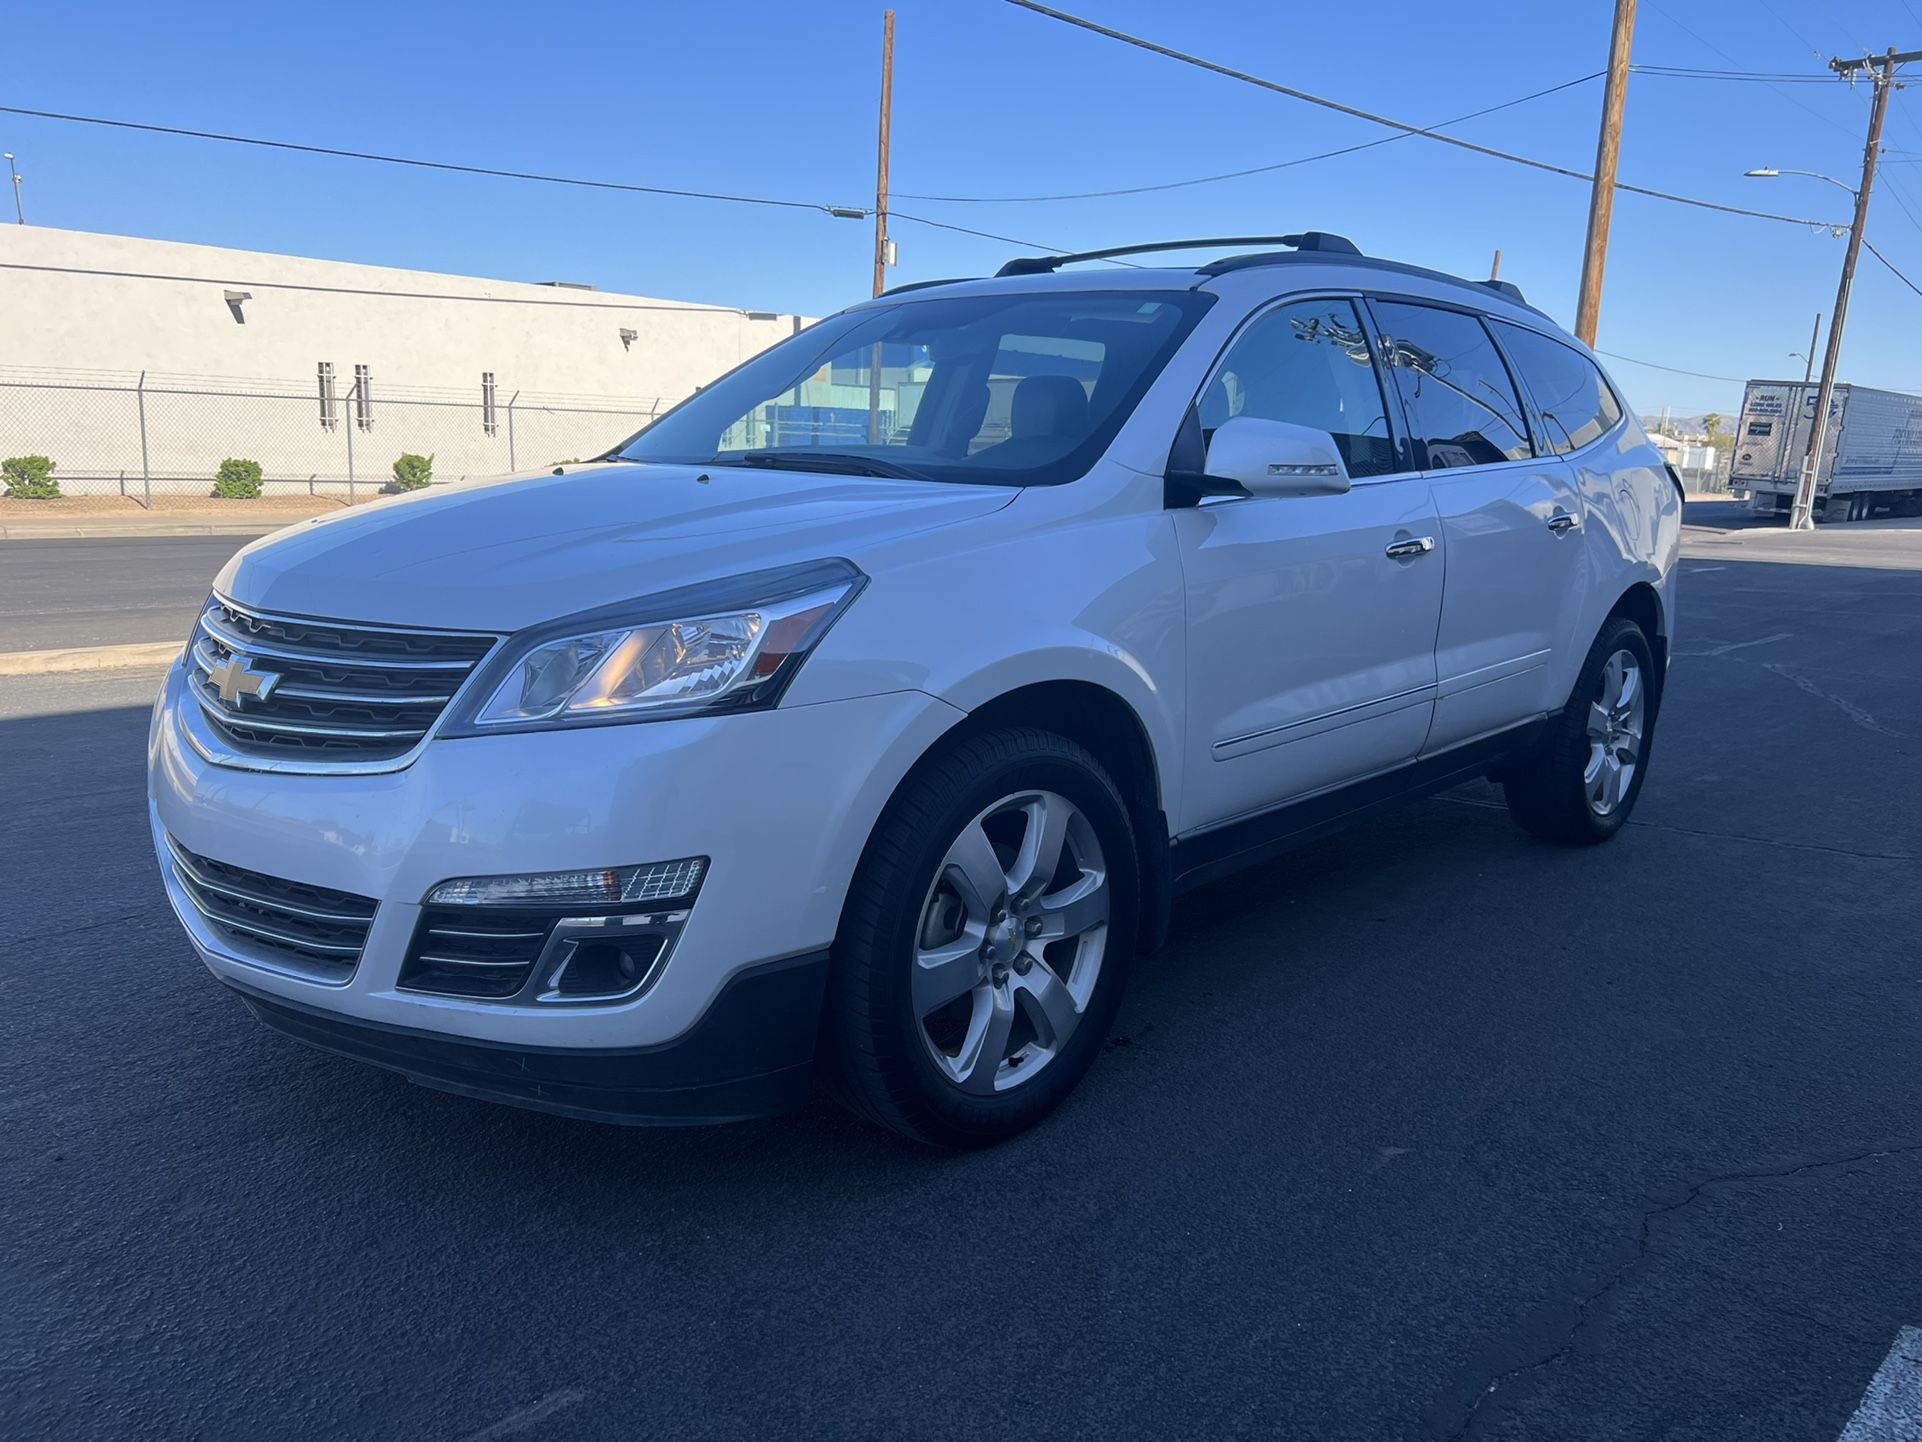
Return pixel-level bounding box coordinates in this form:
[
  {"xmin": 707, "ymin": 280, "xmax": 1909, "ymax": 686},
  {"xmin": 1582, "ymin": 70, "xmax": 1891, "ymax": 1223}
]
[
  {"xmin": 1584, "ymin": 648, "xmax": 1645, "ymax": 817},
  {"xmin": 912, "ymin": 789, "xmax": 1110, "ymax": 1094}
]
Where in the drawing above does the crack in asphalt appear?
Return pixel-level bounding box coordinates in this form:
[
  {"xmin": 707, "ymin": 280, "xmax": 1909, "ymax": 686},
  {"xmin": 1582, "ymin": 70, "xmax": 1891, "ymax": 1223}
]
[
  {"xmin": 1762, "ymin": 662, "xmax": 1909, "ymax": 737},
  {"xmin": 1443, "ymin": 1140, "xmax": 1922, "ymax": 1440}
]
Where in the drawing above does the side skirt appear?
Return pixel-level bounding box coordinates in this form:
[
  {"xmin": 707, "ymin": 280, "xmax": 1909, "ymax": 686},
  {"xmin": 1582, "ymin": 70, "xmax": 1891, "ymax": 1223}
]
[{"xmin": 1168, "ymin": 718, "xmax": 1548, "ymax": 895}]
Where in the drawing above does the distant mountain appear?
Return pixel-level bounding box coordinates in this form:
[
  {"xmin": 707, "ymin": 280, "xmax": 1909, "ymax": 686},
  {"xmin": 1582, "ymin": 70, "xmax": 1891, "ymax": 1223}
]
[{"xmin": 1640, "ymin": 413, "xmax": 1719, "ymax": 438}]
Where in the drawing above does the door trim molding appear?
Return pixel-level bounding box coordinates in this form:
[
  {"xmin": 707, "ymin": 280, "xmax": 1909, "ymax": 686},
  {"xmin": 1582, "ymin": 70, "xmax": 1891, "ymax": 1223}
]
[
  {"xmin": 1435, "ymin": 648, "xmax": 1549, "ymax": 699},
  {"xmin": 1212, "ymin": 683, "xmax": 1436, "ymax": 760}
]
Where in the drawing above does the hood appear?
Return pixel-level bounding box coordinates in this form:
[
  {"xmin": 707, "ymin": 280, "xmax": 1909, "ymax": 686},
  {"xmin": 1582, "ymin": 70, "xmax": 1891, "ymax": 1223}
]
[{"xmin": 217, "ymin": 463, "xmax": 1019, "ymax": 631}]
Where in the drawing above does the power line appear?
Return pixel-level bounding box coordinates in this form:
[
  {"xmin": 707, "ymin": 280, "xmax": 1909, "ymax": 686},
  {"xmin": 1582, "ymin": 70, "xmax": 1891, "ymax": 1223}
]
[
  {"xmin": 1633, "ymin": 64, "xmax": 1834, "ymax": 82},
  {"xmin": 1595, "ymin": 350, "xmax": 1750, "ymax": 383},
  {"xmin": 1000, "ymin": 2, "xmax": 1848, "ymax": 229},
  {"xmin": 0, "ymin": 260, "xmax": 783, "ymax": 314},
  {"xmin": 1864, "ymin": 237, "xmax": 1922, "ymax": 299},
  {"xmin": 888, "ymin": 209, "xmax": 1138, "ymax": 263},
  {"xmin": 1880, "ymin": 172, "xmax": 1922, "ymax": 237},
  {"xmin": 894, "ymin": 71, "xmax": 1603, "ymax": 204},
  {"xmin": 1752, "ymin": 0, "xmax": 1833, "ymax": 63},
  {"xmin": 1642, "ymin": 1, "xmax": 1863, "ymax": 139},
  {"xmin": 0, "ymin": 104, "xmax": 869, "ymax": 218},
  {"xmin": 1630, "ymin": 64, "xmax": 1837, "ymax": 83}
]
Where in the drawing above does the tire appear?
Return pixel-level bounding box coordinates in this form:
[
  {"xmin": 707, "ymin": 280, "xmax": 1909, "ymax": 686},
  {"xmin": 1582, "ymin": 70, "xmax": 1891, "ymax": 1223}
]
[
  {"xmin": 1501, "ymin": 617, "xmax": 1659, "ymax": 845},
  {"xmin": 820, "ymin": 727, "xmax": 1139, "ymax": 1148}
]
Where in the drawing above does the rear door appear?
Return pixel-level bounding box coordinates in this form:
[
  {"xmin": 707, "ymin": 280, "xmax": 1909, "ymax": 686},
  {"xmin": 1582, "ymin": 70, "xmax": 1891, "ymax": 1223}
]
[{"xmin": 1369, "ymin": 300, "xmax": 1587, "ymax": 752}]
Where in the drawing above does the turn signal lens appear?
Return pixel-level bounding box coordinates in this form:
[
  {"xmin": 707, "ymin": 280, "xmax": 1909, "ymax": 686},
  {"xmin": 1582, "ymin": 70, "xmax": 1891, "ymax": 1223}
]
[{"xmin": 426, "ymin": 857, "xmax": 708, "ymax": 907}]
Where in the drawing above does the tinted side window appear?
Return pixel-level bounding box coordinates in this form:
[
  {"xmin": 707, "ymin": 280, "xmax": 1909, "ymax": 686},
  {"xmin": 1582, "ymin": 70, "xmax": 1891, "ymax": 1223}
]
[
  {"xmin": 1492, "ymin": 321, "xmax": 1623, "ymax": 454},
  {"xmin": 1373, "ymin": 301, "xmax": 1532, "ymax": 468},
  {"xmin": 1201, "ymin": 298, "xmax": 1397, "ymax": 478}
]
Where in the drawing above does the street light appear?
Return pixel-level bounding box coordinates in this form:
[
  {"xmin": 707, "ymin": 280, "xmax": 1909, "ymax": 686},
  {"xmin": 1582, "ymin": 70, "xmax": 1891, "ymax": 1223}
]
[
  {"xmin": 3, "ymin": 152, "xmax": 21, "ymax": 225},
  {"xmin": 1746, "ymin": 165, "xmax": 1867, "ymax": 529},
  {"xmin": 1744, "ymin": 166, "xmax": 1859, "ymax": 201}
]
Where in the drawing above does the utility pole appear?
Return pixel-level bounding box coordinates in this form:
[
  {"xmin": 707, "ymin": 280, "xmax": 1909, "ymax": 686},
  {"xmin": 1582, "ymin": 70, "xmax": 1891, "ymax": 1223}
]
[
  {"xmin": 867, "ymin": 9, "xmax": 896, "ymax": 445},
  {"xmin": 1489, "ymin": 249, "xmax": 1503, "ymax": 281},
  {"xmin": 1802, "ymin": 312, "xmax": 1821, "ymax": 384},
  {"xmin": 871, "ymin": 10, "xmax": 895, "ymax": 300},
  {"xmin": 1575, "ymin": 0, "xmax": 1637, "ymax": 346},
  {"xmin": 1792, "ymin": 48, "xmax": 1907, "ymax": 530}
]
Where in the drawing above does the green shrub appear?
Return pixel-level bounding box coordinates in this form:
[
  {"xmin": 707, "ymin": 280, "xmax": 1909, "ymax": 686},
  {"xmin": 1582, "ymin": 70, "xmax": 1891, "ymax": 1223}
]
[
  {"xmin": 2, "ymin": 455, "xmax": 59, "ymax": 499},
  {"xmin": 391, "ymin": 453, "xmax": 434, "ymax": 491},
  {"xmin": 212, "ymin": 457, "xmax": 263, "ymax": 499}
]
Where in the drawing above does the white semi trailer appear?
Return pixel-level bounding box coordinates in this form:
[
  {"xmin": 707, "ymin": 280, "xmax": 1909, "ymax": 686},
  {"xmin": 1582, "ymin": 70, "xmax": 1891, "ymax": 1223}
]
[{"xmin": 1727, "ymin": 380, "xmax": 1922, "ymax": 522}]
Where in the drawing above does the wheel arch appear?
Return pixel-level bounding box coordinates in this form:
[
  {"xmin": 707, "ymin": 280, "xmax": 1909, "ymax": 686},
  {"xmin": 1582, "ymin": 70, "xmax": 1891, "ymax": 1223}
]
[
  {"xmin": 842, "ymin": 677, "xmax": 1174, "ymax": 959},
  {"xmin": 1606, "ymin": 579, "xmax": 1668, "ymax": 675}
]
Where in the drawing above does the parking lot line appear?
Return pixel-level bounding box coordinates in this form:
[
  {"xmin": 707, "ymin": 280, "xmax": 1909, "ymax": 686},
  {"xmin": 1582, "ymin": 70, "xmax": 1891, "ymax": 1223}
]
[
  {"xmin": 1838, "ymin": 1327, "xmax": 1922, "ymax": 1441},
  {"xmin": 457, "ymin": 1388, "xmax": 587, "ymax": 1442}
]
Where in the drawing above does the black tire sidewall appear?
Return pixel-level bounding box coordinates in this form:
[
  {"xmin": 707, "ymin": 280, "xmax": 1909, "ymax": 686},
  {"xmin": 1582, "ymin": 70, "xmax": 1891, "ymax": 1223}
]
[{"xmin": 843, "ymin": 734, "xmax": 1139, "ymax": 1145}]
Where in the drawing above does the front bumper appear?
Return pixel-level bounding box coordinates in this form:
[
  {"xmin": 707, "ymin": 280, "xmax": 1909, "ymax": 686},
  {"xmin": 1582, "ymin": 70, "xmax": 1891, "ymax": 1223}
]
[
  {"xmin": 224, "ymin": 952, "xmax": 829, "ymax": 1124},
  {"xmin": 149, "ymin": 658, "xmax": 964, "ymax": 1112}
]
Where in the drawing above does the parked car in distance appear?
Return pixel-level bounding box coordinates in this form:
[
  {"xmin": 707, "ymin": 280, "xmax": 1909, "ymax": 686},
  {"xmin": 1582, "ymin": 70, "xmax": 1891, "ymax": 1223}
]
[{"xmin": 150, "ymin": 232, "xmax": 1682, "ymax": 1147}]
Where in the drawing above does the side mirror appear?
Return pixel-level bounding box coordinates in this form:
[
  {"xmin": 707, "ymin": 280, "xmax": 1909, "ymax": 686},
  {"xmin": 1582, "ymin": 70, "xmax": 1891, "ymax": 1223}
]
[{"xmin": 1203, "ymin": 416, "xmax": 1351, "ymax": 498}]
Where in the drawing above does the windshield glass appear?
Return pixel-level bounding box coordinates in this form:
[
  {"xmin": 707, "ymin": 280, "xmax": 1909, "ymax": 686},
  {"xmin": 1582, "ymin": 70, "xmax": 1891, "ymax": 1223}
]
[{"xmin": 615, "ymin": 289, "xmax": 1213, "ymax": 486}]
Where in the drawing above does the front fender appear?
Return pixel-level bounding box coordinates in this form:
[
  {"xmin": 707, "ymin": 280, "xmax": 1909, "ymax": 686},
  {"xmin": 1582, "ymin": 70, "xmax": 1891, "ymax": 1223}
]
[{"xmin": 785, "ymin": 491, "xmax": 1186, "ymax": 824}]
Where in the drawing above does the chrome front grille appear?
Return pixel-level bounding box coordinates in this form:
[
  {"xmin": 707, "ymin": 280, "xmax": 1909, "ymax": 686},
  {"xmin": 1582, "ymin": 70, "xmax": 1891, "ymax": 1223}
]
[
  {"xmin": 185, "ymin": 595, "xmax": 496, "ymax": 768},
  {"xmin": 166, "ymin": 836, "xmax": 377, "ymax": 981}
]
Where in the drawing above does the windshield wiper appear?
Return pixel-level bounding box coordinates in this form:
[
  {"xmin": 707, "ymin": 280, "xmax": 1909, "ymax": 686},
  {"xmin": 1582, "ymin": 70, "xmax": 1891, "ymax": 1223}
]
[{"xmin": 731, "ymin": 450, "xmax": 929, "ymax": 481}]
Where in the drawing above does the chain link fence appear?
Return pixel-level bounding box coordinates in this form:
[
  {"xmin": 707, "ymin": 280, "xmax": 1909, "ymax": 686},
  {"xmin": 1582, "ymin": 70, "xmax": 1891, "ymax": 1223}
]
[{"xmin": 0, "ymin": 367, "xmax": 676, "ymax": 504}]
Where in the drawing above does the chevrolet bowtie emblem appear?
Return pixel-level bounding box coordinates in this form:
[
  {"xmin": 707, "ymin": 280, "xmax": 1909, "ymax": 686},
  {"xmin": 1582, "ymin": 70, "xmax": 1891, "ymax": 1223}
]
[{"xmin": 208, "ymin": 654, "xmax": 279, "ymax": 705}]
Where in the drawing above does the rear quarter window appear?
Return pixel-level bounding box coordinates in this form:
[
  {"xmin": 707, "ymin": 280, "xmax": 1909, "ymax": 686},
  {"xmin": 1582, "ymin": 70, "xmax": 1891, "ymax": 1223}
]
[{"xmin": 1491, "ymin": 322, "xmax": 1623, "ymax": 455}]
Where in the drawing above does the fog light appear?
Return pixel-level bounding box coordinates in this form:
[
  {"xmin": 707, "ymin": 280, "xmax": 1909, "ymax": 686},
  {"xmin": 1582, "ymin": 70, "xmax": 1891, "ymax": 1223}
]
[
  {"xmin": 426, "ymin": 857, "xmax": 706, "ymax": 907},
  {"xmin": 553, "ymin": 935, "xmax": 666, "ymax": 997}
]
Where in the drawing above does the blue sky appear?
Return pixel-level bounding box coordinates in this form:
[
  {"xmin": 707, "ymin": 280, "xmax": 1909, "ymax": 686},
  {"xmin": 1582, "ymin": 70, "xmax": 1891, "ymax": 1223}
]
[{"xmin": 7, "ymin": 0, "xmax": 1922, "ymax": 417}]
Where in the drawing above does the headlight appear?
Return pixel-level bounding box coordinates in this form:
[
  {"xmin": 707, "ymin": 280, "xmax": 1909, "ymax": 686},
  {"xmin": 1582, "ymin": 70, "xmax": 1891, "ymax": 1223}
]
[{"xmin": 440, "ymin": 559, "xmax": 864, "ymax": 735}]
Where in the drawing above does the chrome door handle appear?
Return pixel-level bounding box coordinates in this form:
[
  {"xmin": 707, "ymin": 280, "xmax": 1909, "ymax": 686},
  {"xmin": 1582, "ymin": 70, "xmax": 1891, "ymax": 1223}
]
[
  {"xmin": 1547, "ymin": 511, "xmax": 1581, "ymax": 535},
  {"xmin": 1384, "ymin": 536, "xmax": 1435, "ymax": 559}
]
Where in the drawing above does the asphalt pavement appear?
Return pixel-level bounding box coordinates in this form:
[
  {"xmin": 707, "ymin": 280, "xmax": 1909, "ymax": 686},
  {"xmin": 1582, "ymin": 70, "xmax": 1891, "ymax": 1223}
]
[
  {"xmin": 3, "ymin": 517, "xmax": 1919, "ymax": 1439},
  {"xmin": 0, "ymin": 535, "xmax": 253, "ymax": 652}
]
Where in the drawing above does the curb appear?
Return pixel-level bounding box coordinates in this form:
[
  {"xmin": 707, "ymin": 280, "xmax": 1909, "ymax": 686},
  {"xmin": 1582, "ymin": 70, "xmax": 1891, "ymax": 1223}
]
[
  {"xmin": 0, "ymin": 641, "xmax": 184, "ymax": 676},
  {"xmin": 0, "ymin": 521, "xmax": 293, "ymax": 540}
]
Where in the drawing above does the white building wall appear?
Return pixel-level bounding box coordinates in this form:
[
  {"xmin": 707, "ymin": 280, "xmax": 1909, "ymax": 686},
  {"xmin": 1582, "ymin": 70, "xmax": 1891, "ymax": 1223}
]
[{"xmin": 0, "ymin": 226, "xmax": 810, "ymax": 492}]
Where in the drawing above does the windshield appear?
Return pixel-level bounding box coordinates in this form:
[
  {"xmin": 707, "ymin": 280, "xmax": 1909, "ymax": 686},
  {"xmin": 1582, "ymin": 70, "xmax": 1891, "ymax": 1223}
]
[{"xmin": 614, "ymin": 289, "xmax": 1214, "ymax": 486}]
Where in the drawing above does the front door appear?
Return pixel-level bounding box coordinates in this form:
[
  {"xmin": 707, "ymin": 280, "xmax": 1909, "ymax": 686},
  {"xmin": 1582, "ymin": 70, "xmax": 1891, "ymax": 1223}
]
[{"xmin": 1173, "ymin": 296, "xmax": 1444, "ymax": 834}]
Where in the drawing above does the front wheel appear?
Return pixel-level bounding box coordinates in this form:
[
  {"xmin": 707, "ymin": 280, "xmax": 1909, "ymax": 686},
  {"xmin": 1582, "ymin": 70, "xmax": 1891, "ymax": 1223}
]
[
  {"xmin": 1502, "ymin": 617, "xmax": 1658, "ymax": 845},
  {"xmin": 821, "ymin": 727, "xmax": 1138, "ymax": 1147}
]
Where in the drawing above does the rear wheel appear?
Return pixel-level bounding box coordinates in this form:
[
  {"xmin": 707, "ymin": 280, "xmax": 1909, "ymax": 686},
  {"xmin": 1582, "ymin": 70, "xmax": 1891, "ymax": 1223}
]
[
  {"xmin": 821, "ymin": 728, "xmax": 1138, "ymax": 1147},
  {"xmin": 1502, "ymin": 617, "xmax": 1657, "ymax": 845}
]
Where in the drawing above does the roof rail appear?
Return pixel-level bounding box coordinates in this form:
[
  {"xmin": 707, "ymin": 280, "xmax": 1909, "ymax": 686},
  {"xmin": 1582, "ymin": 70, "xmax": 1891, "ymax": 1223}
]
[
  {"xmin": 995, "ymin": 232, "xmax": 1361, "ymax": 277},
  {"xmin": 1195, "ymin": 249, "xmax": 1536, "ymax": 310},
  {"xmin": 880, "ymin": 277, "xmax": 974, "ymax": 297}
]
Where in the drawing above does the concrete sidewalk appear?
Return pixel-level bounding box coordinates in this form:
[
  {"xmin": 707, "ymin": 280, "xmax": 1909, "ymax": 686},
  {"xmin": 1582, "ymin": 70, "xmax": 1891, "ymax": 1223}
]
[
  {"xmin": 0, "ymin": 497, "xmax": 357, "ymax": 540},
  {"xmin": 0, "ymin": 640, "xmax": 182, "ymax": 676}
]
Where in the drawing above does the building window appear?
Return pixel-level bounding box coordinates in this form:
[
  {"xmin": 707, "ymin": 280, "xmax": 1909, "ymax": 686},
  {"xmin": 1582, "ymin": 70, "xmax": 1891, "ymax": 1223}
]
[
  {"xmin": 317, "ymin": 362, "xmax": 337, "ymax": 432},
  {"xmin": 353, "ymin": 364, "xmax": 374, "ymax": 431},
  {"xmin": 482, "ymin": 372, "xmax": 499, "ymax": 436}
]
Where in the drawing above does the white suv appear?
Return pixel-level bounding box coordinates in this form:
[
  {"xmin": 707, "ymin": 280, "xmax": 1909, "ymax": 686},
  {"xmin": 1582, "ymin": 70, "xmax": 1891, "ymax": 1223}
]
[{"xmin": 150, "ymin": 233, "xmax": 1681, "ymax": 1146}]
